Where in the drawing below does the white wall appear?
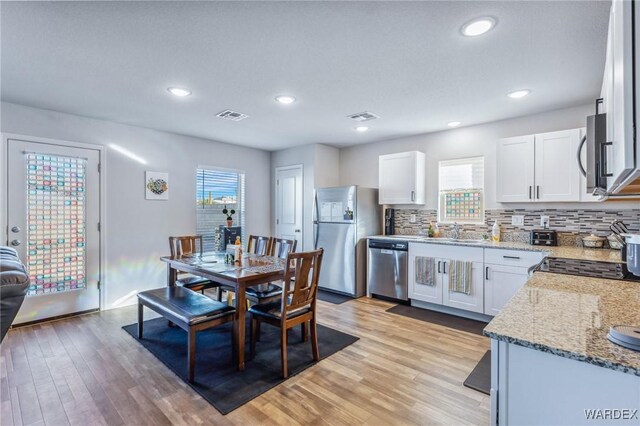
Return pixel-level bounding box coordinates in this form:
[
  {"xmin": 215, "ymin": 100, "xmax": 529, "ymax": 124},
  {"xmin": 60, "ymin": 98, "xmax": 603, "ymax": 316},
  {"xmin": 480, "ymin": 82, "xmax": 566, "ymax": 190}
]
[
  {"xmin": 339, "ymin": 103, "xmax": 638, "ymax": 210},
  {"xmin": 1, "ymin": 102, "xmax": 271, "ymax": 309},
  {"xmin": 270, "ymin": 143, "xmax": 340, "ymax": 251}
]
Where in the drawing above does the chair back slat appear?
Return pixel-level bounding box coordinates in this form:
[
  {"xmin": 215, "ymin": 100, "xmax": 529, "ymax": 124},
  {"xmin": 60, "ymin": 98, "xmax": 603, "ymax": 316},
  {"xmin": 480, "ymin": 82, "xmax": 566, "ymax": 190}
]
[
  {"xmin": 281, "ymin": 249, "xmax": 324, "ymax": 316},
  {"xmin": 270, "ymin": 237, "xmax": 297, "ymax": 259},
  {"xmin": 247, "ymin": 235, "xmax": 272, "ymax": 255},
  {"xmin": 169, "ymin": 236, "xmax": 204, "ymax": 257}
]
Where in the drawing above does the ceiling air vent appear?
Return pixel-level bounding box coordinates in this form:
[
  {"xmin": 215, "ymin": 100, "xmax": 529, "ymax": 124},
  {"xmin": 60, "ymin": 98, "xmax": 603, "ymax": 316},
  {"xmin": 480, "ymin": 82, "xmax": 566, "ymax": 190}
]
[
  {"xmin": 216, "ymin": 110, "xmax": 249, "ymax": 122},
  {"xmin": 347, "ymin": 111, "xmax": 380, "ymax": 122}
]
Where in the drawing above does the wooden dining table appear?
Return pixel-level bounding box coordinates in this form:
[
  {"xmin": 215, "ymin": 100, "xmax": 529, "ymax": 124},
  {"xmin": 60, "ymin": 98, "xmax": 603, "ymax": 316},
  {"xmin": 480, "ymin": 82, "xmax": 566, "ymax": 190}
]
[{"xmin": 160, "ymin": 251, "xmax": 286, "ymax": 371}]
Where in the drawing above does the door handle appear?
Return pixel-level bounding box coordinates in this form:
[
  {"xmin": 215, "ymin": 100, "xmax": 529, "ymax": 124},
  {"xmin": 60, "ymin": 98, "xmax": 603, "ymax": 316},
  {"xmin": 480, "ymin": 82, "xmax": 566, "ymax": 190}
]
[
  {"xmin": 437, "ymin": 260, "xmax": 441, "ymax": 274},
  {"xmin": 10, "ymin": 239, "xmax": 21, "ymax": 246},
  {"xmin": 294, "ymin": 229, "xmax": 301, "ymax": 233},
  {"xmin": 536, "ymin": 185, "xmax": 540, "ymax": 199},
  {"xmin": 528, "ymin": 186, "xmax": 532, "ymax": 200},
  {"xmin": 577, "ymin": 134, "xmax": 587, "ymax": 177},
  {"xmin": 503, "ymin": 255, "xmax": 521, "ymax": 260},
  {"xmin": 442, "ymin": 261, "xmax": 447, "ymax": 274},
  {"xmin": 411, "ymin": 191, "xmax": 415, "ymax": 202},
  {"xmin": 485, "ymin": 266, "xmax": 489, "ymax": 280},
  {"xmin": 11, "ymin": 226, "xmax": 20, "ymax": 233}
]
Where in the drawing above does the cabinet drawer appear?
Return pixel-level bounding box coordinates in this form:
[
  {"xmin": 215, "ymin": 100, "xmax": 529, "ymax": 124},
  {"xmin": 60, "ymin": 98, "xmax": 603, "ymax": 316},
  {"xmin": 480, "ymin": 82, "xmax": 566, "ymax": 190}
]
[{"xmin": 485, "ymin": 248, "xmax": 545, "ymax": 268}]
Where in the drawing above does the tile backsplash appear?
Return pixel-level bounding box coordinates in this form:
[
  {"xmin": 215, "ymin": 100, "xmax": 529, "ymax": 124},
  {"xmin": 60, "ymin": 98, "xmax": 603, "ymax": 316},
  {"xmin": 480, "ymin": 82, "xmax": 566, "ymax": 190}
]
[{"xmin": 393, "ymin": 208, "xmax": 640, "ymax": 246}]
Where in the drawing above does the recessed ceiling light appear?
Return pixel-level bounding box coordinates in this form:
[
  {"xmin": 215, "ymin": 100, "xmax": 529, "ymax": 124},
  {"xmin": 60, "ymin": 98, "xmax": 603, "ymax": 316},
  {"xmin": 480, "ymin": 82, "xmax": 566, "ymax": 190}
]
[
  {"xmin": 275, "ymin": 95, "xmax": 296, "ymax": 104},
  {"xmin": 167, "ymin": 87, "xmax": 191, "ymax": 97},
  {"xmin": 461, "ymin": 17, "xmax": 496, "ymax": 37},
  {"xmin": 447, "ymin": 121, "xmax": 462, "ymax": 127},
  {"xmin": 355, "ymin": 126, "xmax": 369, "ymax": 132},
  {"xmin": 507, "ymin": 89, "xmax": 531, "ymax": 99}
]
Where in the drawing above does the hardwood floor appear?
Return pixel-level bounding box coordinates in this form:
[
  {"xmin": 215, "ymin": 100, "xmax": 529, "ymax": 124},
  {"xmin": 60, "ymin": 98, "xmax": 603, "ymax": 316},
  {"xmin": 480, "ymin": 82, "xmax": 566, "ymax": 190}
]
[{"xmin": 0, "ymin": 297, "xmax": 490, "ymax": 425}]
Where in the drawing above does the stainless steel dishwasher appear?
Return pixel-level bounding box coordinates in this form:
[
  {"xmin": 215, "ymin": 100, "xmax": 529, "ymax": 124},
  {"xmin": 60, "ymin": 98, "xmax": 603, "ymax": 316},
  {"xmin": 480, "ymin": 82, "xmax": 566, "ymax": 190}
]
[{"xmin": 368, "ymin": 239, "xmax": 408, "ymax": 301}]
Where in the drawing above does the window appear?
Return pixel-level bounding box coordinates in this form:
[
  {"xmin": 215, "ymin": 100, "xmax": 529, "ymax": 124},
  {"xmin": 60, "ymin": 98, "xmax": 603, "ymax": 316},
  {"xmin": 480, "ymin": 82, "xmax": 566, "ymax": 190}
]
[
  {"xmin": 438, "ymin": 156, "xmax": 484, "ymax": 224},
  {"xmin": 196, "ymin": 168, "xmax": 245, "ymax": 251}
]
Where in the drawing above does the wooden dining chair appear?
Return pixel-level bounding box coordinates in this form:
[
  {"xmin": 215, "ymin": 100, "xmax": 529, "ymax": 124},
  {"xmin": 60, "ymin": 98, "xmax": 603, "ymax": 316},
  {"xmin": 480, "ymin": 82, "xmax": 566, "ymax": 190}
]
[
  {"xmin": 249, "ymin": 248, "xmax": 324, "ymax": 378},
  {"xmin": 247, "ymin": 235, "xmax": 272, "ymax": 255},
  {"xmin": 245, "ymin": 236, "xmax": 297, "ymax": 306},
  {"xmin": 269, "ymin": 237, "xmax": 297, "ymax": 258},
  {"xmin": 169, "ymin": 235, "xmax": 222, "ymax": 301}
]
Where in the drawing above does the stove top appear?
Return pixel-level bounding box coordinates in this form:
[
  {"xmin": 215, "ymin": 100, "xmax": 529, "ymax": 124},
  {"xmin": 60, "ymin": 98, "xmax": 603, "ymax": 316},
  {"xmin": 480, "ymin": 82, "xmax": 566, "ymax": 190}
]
[{"xmin": 536, "ymin": 257, "xmax": 640, "ymax": 282}]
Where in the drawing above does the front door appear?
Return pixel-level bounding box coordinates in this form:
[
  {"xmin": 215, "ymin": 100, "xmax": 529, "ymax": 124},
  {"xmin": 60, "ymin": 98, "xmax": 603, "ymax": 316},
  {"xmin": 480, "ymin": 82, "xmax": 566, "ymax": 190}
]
[
  {"xmin": 6, "ymin": 138, "xmax": 101, "ymax": 324},
  {"xmin": 275, "ymin": 165, "xmax": 303, "ymax": 248}
]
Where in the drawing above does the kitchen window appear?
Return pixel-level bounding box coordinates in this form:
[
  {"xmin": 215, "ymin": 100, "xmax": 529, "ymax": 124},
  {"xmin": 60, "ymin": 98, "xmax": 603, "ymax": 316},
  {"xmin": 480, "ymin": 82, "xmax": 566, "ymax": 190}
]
[
  {"xmin": 438, "ymin": 156, "xmax": 484, "ymax": 224},
  {"xmin": 196, "ymin": 167, "xmax": 246, "ymax": 251}
]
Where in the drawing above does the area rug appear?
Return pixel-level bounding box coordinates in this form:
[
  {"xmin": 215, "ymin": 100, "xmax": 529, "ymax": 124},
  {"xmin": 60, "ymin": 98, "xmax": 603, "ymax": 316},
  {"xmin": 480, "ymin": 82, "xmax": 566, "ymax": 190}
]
[
  {"xmin": 317, "ymin": 289, "xmax": 354, "ymax": 304},
  {"xmin": 386, "ymin": 304, "xmax": 487, "ymax": 336},
  {"xmin": 122, "ymin": 318, "xmax": 358, "ymax": 414},
  {"xmin": 463, "ymin": 350, "xmax": 491, "ymax": 395}
]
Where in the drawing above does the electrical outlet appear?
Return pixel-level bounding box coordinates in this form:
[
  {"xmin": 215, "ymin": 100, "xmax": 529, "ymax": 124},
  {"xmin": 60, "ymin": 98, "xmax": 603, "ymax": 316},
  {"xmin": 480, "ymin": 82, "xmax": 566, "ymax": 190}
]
[
  {"xmin": 540, "ymin": 215, "xmax": 550, "ymax": 228},
  {"xmin": 410, "ymin": 214, "xmax": 417, "ymax": 223},
  {"xmin": 511, "ymin": 215, "xmax": 525, "ymax": 226}
]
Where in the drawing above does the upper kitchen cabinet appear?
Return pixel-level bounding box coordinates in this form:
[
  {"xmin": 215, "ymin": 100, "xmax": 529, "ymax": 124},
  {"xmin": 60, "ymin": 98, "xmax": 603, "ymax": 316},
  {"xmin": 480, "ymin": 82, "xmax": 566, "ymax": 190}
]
[
  {"xmin": 378, "ymin": 151, "xmax": 426, "ymax": 204},
  {"xmin": 534, "ymin": 129, "xmax": 581, "ymax": 201},
  {"xmin": 600, "ymin": 0, "xmax": 637, "ymax": 193},
  {"xmin": 496, "ymin": 135, "xmax": 535, "ymax": 202},
  {"xmin": 496, "ymin": 129, "xmax": 582, "ymax": 202}
]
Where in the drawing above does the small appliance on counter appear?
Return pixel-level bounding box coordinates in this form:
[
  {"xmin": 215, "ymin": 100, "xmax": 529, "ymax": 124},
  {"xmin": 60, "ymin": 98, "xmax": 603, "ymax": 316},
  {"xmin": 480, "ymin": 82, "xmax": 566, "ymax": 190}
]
[
  {"xmin": 384, "ymin": 208, "xmax": 395, "ymax": 235},
  {"xmin": 530, "ymin": 230, "xmax": 557, "ymax": 246},
  {"xmin": 622, "ymin": 234, "xmax": 640, "ymax": 277}
]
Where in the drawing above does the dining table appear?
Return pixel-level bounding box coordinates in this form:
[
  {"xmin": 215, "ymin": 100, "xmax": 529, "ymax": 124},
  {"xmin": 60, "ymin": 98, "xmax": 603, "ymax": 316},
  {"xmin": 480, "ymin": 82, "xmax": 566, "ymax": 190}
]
[{"xmin": 160, "ymin": 251, "xmax": 286, "ymax": 371}]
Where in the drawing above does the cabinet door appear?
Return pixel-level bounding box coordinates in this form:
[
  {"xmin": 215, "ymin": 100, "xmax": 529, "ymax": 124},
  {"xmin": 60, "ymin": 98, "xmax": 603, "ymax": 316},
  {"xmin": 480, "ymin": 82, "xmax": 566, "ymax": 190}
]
[
  {"xmin": 496, "ymin": 136, "xmax": 535, "ymax": 202},
  {"xmin": 378, "ymin": 151, "xmax": 425, "ymax": 204},
  {"xmin": 534, "ymin": 129, "xmax": 581, "ymax": 202},
  {"xmin": 442, "ymin": 260, "xmax": 485, "ymax": 314},
  {"xmin": 408, "ymin": 255, "xmax": 444, "ymax": 304},
  {"xmin": 606, "ymin": 0, "xmax": 635, "ymax": 192},
  {"xmin": 484, "ymin": 264, "xmax": 529, "ymax": 316}
]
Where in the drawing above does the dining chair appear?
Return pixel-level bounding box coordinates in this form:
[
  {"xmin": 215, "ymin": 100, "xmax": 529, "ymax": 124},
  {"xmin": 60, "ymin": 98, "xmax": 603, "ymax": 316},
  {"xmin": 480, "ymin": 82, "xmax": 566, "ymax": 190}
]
[
  {"xmin": 269, "ymin": 237, "xmax": 297, "ymax": 258},
  {"xmin": 247, "ymin": 235, "xmax": 272, "ymax": 255},
  {"xmin": 249, "ymin": 248, "xmax": 324, "ymax": 378},
  {"xmin": 245, "ymin": 236, "xmax": 296, "ymax": 306},
  {"xmin": 169, "ymin": 235, "xmax": 223, "ymax": 301}
]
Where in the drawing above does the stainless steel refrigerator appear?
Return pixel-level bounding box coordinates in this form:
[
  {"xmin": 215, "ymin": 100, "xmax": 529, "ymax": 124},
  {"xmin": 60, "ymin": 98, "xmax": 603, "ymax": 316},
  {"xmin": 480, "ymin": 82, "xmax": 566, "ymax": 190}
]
[{"xmin": 313, "ymin": 185, "xmax": 381, "ymax": 297}]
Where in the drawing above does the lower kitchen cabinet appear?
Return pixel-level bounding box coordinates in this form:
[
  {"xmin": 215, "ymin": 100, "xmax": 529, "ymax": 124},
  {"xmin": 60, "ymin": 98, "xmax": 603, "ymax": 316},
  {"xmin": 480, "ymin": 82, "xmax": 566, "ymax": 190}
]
[
  {"xmin": 442, "ymin": 260, "xmax": 485, "ymax": 314},
  {"xmin": 483, "ymin": 264, "xmax": 530, "ymax": 316}
]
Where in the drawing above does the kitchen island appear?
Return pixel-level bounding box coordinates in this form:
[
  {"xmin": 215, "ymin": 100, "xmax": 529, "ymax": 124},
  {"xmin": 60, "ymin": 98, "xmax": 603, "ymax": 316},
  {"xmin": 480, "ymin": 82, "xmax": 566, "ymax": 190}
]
[{"xmin": 484, "ymin": 272, "xmax": 640, "ymax": 425}]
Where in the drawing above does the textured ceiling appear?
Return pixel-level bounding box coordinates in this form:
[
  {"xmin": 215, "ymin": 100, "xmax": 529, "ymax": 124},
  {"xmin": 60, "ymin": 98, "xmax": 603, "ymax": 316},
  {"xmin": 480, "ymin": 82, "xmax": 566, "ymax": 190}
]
[{"xmin": 0, "ymin": 1, "xmax": 610, "ymax": 150}]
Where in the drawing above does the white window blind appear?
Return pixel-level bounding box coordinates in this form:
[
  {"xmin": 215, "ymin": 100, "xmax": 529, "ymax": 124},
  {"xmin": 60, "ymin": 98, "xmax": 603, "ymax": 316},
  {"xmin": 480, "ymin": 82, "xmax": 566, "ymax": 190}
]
[
  {"xmin": 196, "ymin": 168, "xmax": 246, "ymax": 251},
  {"xmin": 438, "ymin": 157, "xmax": 485, "ymax": 224}
]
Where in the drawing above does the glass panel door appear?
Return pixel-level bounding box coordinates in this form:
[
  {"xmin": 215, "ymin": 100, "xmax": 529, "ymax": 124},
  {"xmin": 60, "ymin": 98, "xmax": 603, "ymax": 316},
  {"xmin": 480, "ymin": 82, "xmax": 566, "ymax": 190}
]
[{"xmin": 7, "ymin": 139, "xmax": 101, "ymax": 324}]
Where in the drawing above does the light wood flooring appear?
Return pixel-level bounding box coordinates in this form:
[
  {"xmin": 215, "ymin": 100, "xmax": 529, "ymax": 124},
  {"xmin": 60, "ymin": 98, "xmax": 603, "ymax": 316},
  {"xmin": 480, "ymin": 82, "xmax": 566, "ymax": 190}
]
[{"xmin": 0, "ymin": 297, "xmax": 490, "ymax": 425}]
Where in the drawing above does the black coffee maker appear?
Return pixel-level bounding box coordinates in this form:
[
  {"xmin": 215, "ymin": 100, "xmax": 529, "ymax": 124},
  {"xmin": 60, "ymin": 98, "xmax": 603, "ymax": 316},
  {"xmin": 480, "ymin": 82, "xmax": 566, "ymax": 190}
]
[{"xmin": 384, "ymin": 208, "xmax": 395, "ymax": 235}]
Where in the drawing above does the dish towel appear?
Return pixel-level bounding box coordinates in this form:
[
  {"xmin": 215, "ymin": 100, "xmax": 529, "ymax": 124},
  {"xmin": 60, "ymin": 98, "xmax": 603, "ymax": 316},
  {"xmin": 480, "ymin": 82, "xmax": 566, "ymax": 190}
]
[
  {"xmin": 415, "ymin": 256, "xmax": 436, "ymax": 286},
  {"xmin": 448, "ymin": 260, "xmax": 472, "ymax": 295}
]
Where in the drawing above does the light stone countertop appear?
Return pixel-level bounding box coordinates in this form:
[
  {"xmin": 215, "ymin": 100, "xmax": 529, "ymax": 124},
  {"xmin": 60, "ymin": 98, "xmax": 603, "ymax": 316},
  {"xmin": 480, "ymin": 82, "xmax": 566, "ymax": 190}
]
[
  {"xmin": 367, "ymin": 235, "xmax": 623, "ymax": 263},
  {"xmin": 484, "ymin": 272, "xmax": 640, "ymax": 376}
]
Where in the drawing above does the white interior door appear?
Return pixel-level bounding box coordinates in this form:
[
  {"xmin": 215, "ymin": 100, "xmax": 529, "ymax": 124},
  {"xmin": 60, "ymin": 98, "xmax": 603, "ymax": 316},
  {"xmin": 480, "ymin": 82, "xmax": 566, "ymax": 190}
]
[
  {"xmin": 7, "ymin": 139, "xmax": 101, "ymax": 324},
  {"xmin": 275, "ymin": 165, "xmax": 303, "ymax": 249}
]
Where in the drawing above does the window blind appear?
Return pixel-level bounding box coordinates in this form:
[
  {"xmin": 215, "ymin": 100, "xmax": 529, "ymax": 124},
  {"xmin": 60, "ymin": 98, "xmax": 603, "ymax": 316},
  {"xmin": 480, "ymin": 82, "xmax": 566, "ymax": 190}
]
[{"xmin": 439, "ymin": 156, "xmax": 484, "ymax": 191}]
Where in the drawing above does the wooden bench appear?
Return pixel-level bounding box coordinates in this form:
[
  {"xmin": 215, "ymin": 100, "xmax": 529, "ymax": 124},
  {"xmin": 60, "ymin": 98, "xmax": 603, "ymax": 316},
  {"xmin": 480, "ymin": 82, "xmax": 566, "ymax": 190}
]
[{"xmin": 137, "ymin": 287, "xmax": 236, "ymax": 382}]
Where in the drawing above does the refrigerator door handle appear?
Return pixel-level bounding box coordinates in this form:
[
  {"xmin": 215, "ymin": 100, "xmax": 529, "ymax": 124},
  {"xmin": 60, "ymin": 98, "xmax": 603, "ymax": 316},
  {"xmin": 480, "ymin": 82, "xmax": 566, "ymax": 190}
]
[{"xmin": 313, "ymin": 192, "xmax": 320, "ymax": 249}]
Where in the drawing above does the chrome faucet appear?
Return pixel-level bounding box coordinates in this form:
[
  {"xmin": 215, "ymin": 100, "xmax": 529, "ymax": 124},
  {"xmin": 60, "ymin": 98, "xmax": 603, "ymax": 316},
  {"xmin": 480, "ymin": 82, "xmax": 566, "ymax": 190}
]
[{"xmin": 451, "ymin": 223, "xmax": 461, "ymax": 239}]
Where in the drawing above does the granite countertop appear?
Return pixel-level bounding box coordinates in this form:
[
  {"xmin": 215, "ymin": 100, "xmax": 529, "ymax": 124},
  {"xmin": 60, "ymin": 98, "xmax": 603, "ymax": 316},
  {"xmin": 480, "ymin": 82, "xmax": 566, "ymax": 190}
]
[
  {"xmin": 368, "ymin": 235, "xmax": 623, "ymax": 263},
  {"xmin": 484, "ymin": 272, "xmax": 640, "ymax": 376}
]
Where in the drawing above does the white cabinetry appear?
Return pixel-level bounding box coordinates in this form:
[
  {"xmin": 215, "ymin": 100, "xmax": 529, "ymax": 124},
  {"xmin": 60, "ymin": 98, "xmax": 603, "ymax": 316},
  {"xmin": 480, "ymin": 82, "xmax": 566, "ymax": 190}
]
[
  {"xmin": 600, "ymin": 0, "xmax": 636, "ymax": 192},
  {"xmin": 483, "ymin": 249, "xmax": 544, "ymax": 315},
  {"xmin": 496, "ymin": 135, "xmax": 535, "ymax": 202},
  {"xmin": 409, "ymin": 243, "xmax": 484, "ymax": 314},
  {"xmin": 496, "ymin": 129, "xmax": 582, "ymax": 202},
  {"xmin": 378, "ymin": 151, "xmax": 425, "ymax": 205}
]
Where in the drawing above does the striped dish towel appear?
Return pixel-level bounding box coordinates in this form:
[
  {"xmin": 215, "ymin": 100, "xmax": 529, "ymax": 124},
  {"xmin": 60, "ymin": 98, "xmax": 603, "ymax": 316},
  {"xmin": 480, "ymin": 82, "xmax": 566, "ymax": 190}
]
[
  {"xmin": 415, "ymin": 257, "xmax": 436, "ymax": 286},
  {"xmin": 448, "ymin": 260, "xmax": 472, "ymax": 295}
]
